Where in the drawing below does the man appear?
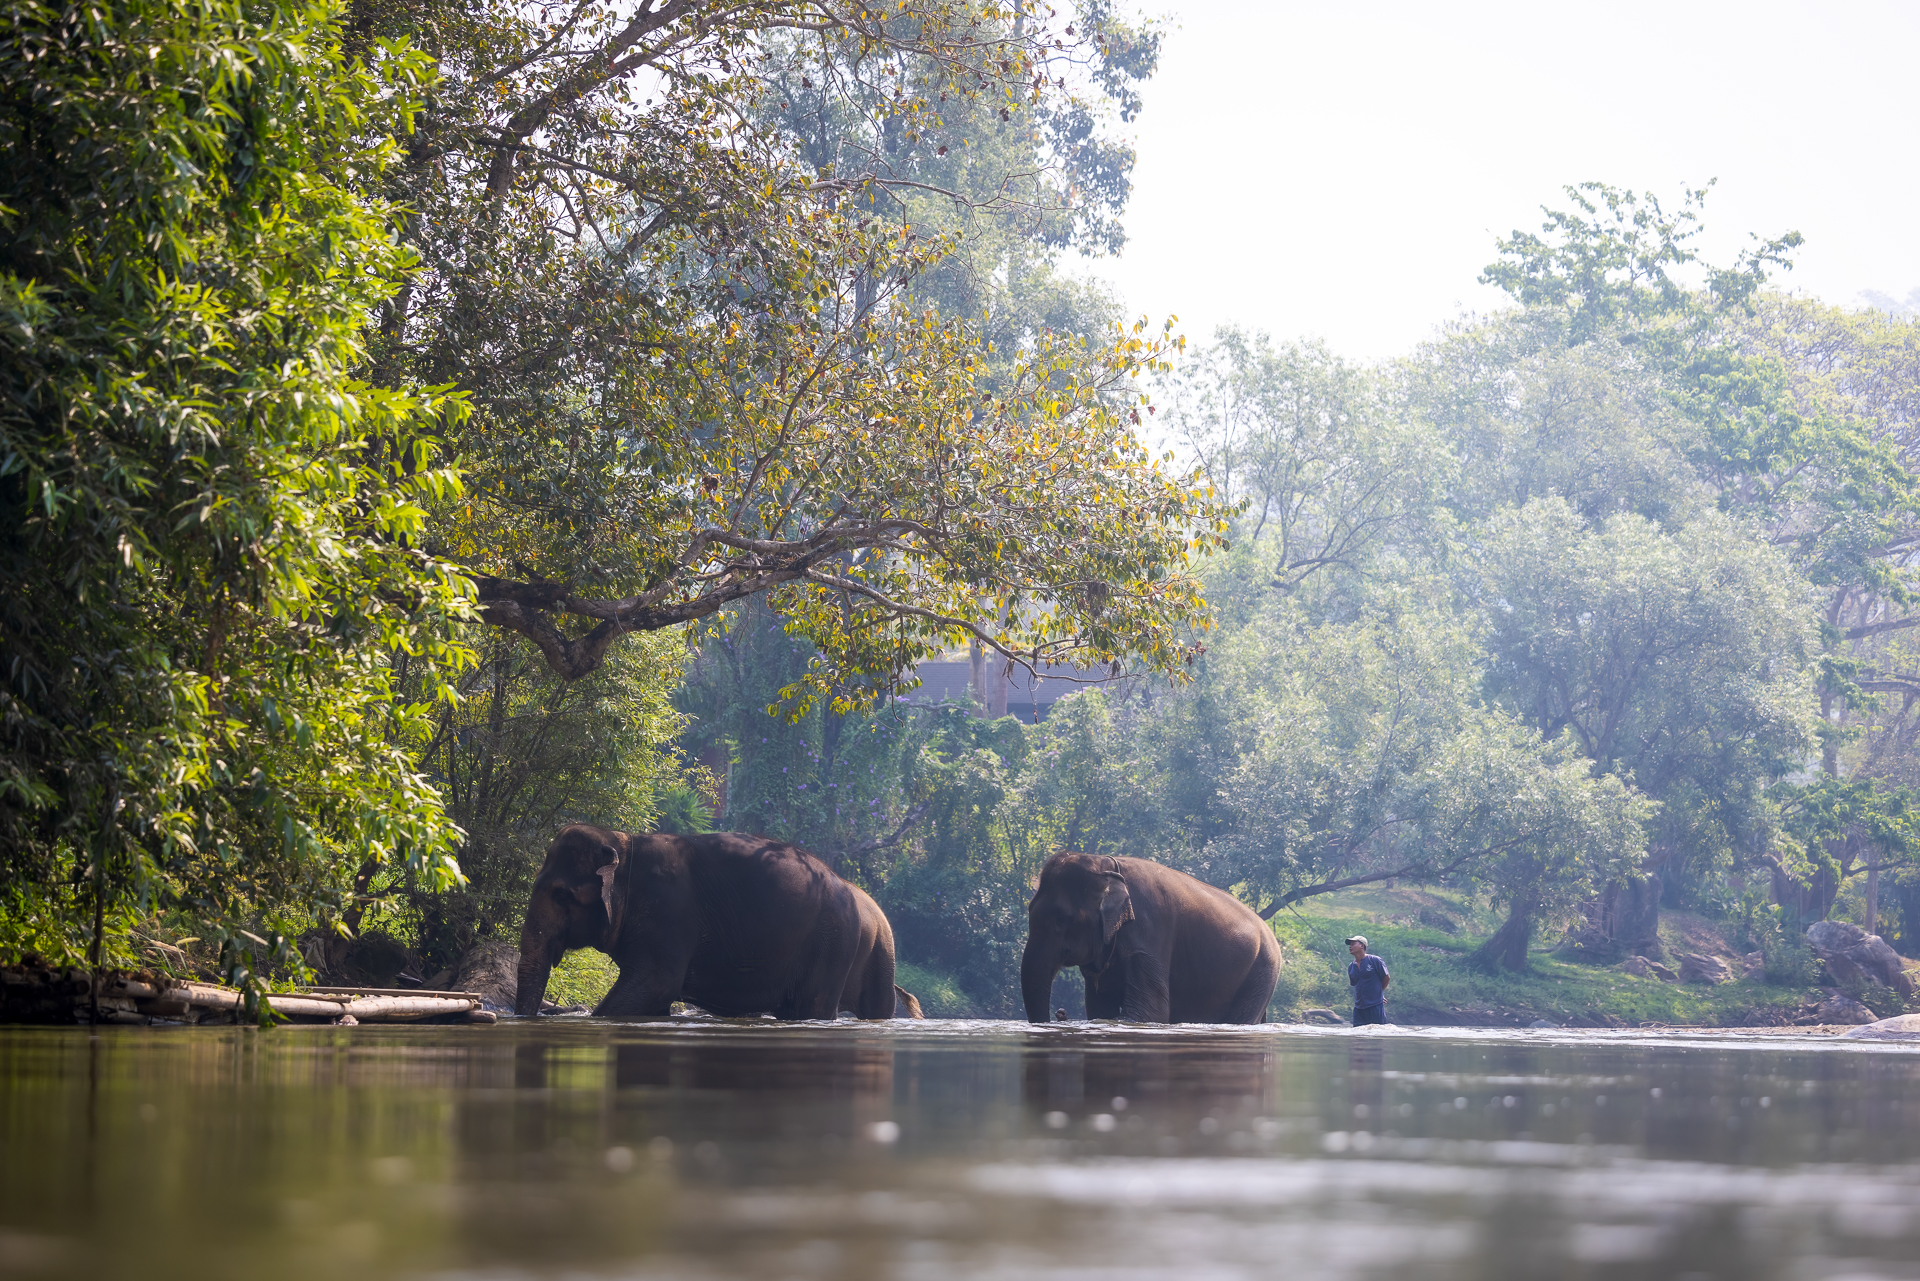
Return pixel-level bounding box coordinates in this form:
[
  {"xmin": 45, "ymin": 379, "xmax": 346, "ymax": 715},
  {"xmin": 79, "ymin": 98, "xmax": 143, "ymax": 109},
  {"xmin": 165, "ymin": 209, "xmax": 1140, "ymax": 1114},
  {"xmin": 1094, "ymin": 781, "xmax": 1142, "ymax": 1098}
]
[{"xmin": 1346, "ymin": 935, "xmax": 1390, "ymax": 1026}]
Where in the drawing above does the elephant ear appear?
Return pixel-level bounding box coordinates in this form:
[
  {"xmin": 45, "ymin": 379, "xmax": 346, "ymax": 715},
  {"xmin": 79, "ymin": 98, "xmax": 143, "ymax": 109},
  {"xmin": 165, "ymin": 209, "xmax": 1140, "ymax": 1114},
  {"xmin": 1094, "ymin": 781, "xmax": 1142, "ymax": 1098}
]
[
  {"xmin": 596, "ymin": 843, "xmax": 623, "ymax": 947},
  {"xmin": 1098, "ymin": 872, "xmax": 1134, "ymax": 944}
]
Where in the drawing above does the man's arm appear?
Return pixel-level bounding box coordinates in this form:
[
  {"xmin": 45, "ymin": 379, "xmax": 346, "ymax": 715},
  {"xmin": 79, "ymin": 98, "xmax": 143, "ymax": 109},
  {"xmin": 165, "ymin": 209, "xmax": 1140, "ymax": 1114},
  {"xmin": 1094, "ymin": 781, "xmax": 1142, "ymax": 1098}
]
[{"xmin": 1377, "ymin": 958, "xmax": 1390, "ymax": 990}]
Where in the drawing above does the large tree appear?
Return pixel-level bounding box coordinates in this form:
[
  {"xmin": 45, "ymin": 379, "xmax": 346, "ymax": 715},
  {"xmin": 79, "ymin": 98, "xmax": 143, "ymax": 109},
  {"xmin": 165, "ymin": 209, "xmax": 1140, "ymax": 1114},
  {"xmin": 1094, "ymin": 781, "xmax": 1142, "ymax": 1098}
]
[
  {"xmin": 350, "ymin": 0, "xmax": 1225, "ymax": 709},
  {"xmin": 1, "ymin": 0, "xmax": 470, "ymax": 975},
  {"xmin": 1472, "ymin": 498, "xmax": 1819, "ymax": 913}
]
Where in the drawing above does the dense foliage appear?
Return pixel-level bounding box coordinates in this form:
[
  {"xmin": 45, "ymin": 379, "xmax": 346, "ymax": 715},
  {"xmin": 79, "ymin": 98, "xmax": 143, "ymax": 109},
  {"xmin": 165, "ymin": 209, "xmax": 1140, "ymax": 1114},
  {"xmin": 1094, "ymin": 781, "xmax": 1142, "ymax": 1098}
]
[
  {"xmin": 0, "ymin": 0, "xmax": 1231, "ymax": 981},
  {"xmin": 0, "ymin": 0, "xmax": 469, "ymax": 982},
  {"xmin": 346, "ymin": 0, "xmax": 1226, "ymax": 707}
]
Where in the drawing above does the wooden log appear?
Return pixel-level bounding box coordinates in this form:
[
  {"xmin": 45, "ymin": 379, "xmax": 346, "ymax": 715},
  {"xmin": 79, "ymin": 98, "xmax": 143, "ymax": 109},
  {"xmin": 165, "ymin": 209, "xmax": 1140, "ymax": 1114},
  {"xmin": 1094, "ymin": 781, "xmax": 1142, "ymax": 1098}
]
[
  {"xmin": 182, "ymin": 983, "xmax": 241, "ymax": 1011},
  {"xmin": 342, "ymin": 996, "xmax": 475, "ymax": 1022},
  {"xmin": 136, "ymin": 994, "xmax": 195, "ymax": 1019},
  {"xmin": 298, "ymin": 987, "xmax": 484, "ymax": 1001},
  {"xmin": 264, "ymin": 995, "xmax": 351, "ymax": 1019}
]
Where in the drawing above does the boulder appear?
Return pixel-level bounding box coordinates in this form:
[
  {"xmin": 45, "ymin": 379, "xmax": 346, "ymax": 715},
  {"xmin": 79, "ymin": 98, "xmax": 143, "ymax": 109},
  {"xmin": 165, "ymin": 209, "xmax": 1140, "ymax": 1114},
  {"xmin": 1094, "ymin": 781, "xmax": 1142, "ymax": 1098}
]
[
  {"xmin": 1814, "ymin": 993, "xmax": 1877, "ymax": 1026},
  {"xmin": 1301, "ymin": 1008, "xmax": 1344, "ymax": 1025},
  {"xmin": 1677, "ymin": 953, "xmax": 1735, "ymax": 985},
  {"xmin": 1805, "ymin": 920, "xmax": 1914, "ymax": 998},
  {"xmin": 1844, "ymin": 1013, "xmax": 1920, "ymax": 1040},
  {"xmin": 1617, "ymin": 955, "xmax": 1653, "ymax": 978},
  {"xmin": 1646, "ymin": 960, "xmax": 1679, "ymax": 983},
  {"xmin": 1742, "ymin": 951, "xmax": 1764, "ymax": 978},
  {"xmin": 452, "ymin": 940, "xmax": 520, "ymax": 1013}
]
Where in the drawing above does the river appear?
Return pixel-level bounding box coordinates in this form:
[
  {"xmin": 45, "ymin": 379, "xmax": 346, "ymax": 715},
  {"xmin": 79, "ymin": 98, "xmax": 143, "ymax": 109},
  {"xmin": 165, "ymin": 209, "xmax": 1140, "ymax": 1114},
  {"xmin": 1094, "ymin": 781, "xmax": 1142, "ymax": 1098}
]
[{"xmin": 1, "ymin": 1019, "xmax": 1917, "ymax": 1279}]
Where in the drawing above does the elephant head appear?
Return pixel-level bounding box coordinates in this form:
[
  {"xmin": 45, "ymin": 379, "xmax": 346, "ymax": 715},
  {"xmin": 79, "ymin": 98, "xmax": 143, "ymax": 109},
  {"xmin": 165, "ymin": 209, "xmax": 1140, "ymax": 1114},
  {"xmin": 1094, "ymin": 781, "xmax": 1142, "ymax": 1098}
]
[
  {"xmin": 1022, "ymin": 852, "xmax": 1133, "ymax": 1022},
  {"xmin": 515, "ymin": 825, "xmax": 628, "ymax": 1016}
]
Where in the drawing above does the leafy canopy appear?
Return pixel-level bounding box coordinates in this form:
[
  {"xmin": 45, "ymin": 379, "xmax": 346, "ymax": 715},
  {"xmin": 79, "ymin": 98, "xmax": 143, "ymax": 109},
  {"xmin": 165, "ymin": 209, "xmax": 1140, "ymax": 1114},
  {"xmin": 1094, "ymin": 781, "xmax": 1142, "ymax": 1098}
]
[
  {"xmin": 0, "ymin": 0, "xmax": 470, "ymax": 975},
  {"xmin": 352, "ymin": 0, "xmax": 1225, "ymax": 707}
]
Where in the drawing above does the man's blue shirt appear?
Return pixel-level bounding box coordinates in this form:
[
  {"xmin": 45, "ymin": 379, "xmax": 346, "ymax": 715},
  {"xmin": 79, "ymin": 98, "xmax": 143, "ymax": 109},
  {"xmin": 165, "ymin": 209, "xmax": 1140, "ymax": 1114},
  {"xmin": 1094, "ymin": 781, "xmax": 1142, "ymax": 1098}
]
[{"xmin": 1348, "ymin": 954, "xmax": 1389, "ymax": 1008}]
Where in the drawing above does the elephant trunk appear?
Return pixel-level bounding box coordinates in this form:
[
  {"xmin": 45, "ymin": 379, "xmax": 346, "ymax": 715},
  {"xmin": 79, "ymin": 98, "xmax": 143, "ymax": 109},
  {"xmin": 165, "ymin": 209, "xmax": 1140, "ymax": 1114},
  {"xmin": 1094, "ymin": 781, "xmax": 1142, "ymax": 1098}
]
[
  {"xmin": 515, "ymin": 923, "xmax": 554, "ymax": 1017},
  {"xmin": 1021, "ymin": 944, "xmax": 1058, "ymax": 1024}
]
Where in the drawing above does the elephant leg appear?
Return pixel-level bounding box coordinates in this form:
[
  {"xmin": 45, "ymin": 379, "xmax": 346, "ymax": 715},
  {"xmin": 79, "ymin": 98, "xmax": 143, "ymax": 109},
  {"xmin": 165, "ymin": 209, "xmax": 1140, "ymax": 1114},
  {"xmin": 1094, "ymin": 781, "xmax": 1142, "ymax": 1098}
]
[
  {"xmin": 1221, "ymin": 946, "xmax": 1282, "ymax": 1025},
  {"xmin": 1117, "ymin": 953, "xmax": 1171, "ymax": 1023},
  {"xmin": 784, "ymin": 920, "xmax": 861, "ymax": 1021},
  {"xmin": 593, "ymin": 960, "xmax": 683, "ymax": 1017},
  {"xmin": 853, "ymin": 944, "xmax": 897, "ymax": 1019},
  {"xmin": 1083, "ymin": 965, "xmax": 1123, "ymax": 1019}
]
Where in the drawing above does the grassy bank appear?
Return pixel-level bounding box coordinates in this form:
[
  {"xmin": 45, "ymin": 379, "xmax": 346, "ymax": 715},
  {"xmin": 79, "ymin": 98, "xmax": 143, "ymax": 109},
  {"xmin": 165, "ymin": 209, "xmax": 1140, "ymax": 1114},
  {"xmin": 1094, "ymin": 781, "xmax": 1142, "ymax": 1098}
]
[
  {"xmin": 1266, "ymin": 886, "xmax": 1892, "ymax": 1027},
  {"xmin": 895, "ymin": 959, "xmax": 979, "ymax": 1018},
  {"xmin": 546, "ymin": 949, "xmax": 620, "ymax": 1009}
]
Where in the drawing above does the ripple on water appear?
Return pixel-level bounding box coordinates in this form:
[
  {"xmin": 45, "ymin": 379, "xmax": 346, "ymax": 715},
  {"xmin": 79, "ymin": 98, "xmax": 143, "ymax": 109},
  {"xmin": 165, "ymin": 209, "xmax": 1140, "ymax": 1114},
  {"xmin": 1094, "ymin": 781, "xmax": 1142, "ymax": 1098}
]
[{"xmin": 0, "ymin": 1020, "xmax": 1917, "ymax": 1280}]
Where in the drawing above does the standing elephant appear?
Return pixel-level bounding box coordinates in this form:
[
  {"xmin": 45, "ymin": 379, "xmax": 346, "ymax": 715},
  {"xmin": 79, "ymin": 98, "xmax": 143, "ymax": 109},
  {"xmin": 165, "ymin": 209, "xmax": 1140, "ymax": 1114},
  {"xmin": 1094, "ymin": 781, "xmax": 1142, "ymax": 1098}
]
[
  {"xmin": 516, "ymin": 826, "xmax": 888, "ymax": 1020},
  {"xmin": 1021, "ymin": 852, "xmax": 1282, "ymax": 1024}
]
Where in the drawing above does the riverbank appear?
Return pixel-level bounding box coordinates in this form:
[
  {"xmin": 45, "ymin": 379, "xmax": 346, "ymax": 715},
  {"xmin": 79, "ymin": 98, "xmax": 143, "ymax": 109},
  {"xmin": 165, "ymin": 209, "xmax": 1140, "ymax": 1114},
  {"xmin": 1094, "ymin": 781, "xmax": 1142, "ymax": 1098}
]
[{"xmin": 1267, "ymin": 888, "xmax": 1919, "ymax": 1030}]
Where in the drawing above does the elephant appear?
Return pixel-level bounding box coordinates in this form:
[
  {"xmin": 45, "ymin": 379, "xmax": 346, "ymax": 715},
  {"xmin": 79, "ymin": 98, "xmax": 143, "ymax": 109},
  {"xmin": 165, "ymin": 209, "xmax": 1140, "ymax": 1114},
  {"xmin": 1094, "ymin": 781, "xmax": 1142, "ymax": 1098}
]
[
  {"xmin": 1021, "ymin": 852, "xmax": 1282, "ymax": 1024},
  {"xmin": 516, "ymin": 826, "xmax": 903, "ymax": 1020}
]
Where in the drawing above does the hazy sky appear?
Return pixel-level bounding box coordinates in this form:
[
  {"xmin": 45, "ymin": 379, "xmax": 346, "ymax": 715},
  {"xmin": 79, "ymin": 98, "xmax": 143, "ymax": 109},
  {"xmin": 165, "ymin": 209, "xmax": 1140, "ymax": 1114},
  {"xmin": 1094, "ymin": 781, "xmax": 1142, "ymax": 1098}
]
[{"xmin": 1090, "ymin": 0, "xmax": 1920, "ymax": 361}]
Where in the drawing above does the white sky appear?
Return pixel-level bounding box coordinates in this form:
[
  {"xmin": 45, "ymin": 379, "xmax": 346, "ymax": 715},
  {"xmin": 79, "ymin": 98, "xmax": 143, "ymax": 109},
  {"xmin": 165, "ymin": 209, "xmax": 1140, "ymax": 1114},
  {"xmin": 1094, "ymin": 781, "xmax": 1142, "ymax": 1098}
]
[{"xmin": 1088, "ymin": 0, "xmax": 1920, "ymax": 362}]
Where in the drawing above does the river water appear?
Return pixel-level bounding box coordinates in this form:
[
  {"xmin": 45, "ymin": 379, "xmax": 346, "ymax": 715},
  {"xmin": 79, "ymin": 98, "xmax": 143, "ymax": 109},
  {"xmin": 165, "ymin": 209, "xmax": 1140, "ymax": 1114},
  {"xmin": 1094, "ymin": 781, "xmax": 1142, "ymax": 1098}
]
[{"xmin": 2, "ymin": 1019, "xmax": 1918, "ymax": 1280}]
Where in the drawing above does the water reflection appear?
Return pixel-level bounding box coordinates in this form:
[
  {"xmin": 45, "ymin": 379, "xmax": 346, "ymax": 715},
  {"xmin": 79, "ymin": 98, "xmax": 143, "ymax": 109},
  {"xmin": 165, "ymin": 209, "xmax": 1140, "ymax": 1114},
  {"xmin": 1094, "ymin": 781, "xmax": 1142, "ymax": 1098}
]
[{"xmin": 1, "ymin": 1021, "xmax": 1917, "ymax": 1280}]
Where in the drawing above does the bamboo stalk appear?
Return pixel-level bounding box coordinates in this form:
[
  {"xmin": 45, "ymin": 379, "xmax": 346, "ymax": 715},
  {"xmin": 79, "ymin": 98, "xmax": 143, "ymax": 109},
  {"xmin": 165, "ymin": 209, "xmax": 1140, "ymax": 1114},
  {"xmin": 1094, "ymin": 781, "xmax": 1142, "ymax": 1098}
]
[
  {"xmin": 341, "ymin": 996, "xmax": 476, "ymax": 1021},
  {"xmin": 265, "ymin": 995, "xmax": 352, "ymax": 1019},
  {"xmin": 297, "ymin": 988, "xmax": 485, "ymax": 1001}
]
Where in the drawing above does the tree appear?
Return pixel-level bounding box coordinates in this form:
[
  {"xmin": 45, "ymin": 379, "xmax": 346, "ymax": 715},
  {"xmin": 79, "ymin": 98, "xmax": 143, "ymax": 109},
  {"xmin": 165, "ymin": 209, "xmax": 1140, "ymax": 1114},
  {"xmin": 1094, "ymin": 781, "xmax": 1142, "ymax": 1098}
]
[
  {"xmin": 383, "ymin": 627, "xmax": 691, "ymax": 975},
  {"xmin": 1169, "ymin": 329, "xmax": 1446, "ymax": 594},
  {"xmin": 343, "ymin": 0, "xmax": 1223, "ymax": 705},
  {"xmin": 1479, "ymin": 184, "xmax": 1920, "ymax": 778},
  {"xmin": 674, "ymin": 597, "xmax": 943, "ymax": 870},
  {"xmin": 1400, "ymin": 313, "xmax": 1704, "ymax": 528},
  {"xmin": 1768, "ymin": 776, "xmax": 1917, "ymax": 934},
  {"xmin": 1170, "ymin": 571, "xmax": 1649, "ymax": 943},
  {"xmin": 1473, "ymin": 498, "xmax": 1819, "ymax": 909},
  {"xmin": 1479, "ymin": 180, "xmax": 1800, "ymax": 346},
  {"xmin": 0, "ymin": 0, "xmax": 469, "ymax": 977},
  {"xmin": 1721, "ymin": 298, "xmax": 1920, "ymax": 775}
]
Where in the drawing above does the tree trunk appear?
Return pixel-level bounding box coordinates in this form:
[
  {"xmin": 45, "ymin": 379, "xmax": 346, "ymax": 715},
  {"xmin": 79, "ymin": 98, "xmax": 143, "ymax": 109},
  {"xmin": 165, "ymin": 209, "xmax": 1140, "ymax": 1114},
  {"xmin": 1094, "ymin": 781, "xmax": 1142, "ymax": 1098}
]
[
  {"xmin": 1891, "ymin": 875, "xmax": 1920, "ymax": 959},
  {"xmin": 1772, "ymin": 856, "xmax": 1840, "ymax": 927},
  {"xmin": 969, "ymin": 638, "xmax": 986, "ymax": 717},
  {"xmin": 1607, "ymin": 873, "xmax": 1663, "ymax": 959},
  {"xmin": 1866, "ymin": 861, "xmax": 1879, "ymax": 938},
  {"xmin": 1472, "ymin": 899, "xmax": 1536, "ymax": 972}
]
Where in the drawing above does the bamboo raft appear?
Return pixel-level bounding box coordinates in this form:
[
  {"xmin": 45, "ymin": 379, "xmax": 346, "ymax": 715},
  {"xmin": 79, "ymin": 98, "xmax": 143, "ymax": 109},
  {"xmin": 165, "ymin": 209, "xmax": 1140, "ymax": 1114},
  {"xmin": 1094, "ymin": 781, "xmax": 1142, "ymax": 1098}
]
[{"xmin": 1, "ymin": 964, "xmax": 498, "ymax": 1025}]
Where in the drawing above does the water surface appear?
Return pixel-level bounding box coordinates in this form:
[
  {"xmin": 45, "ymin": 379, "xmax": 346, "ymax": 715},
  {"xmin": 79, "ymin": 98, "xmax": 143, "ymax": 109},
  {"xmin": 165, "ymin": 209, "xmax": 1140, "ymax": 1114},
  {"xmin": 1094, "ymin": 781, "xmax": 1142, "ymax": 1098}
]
[{"xmin": 2, "ymin": 1019, "xmax": 1918, "ymax": 1279}]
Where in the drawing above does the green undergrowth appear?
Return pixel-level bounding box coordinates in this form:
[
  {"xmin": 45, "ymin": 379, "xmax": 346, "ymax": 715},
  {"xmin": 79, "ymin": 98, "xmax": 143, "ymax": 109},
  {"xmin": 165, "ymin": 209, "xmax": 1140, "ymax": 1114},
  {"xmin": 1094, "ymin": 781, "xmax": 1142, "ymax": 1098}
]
[
  {"xmin": 1268, "ymin": 909, "xmax": 1826, "ymax": 1027},
  {"xmin": 547, "ymin": 949, "xmax": 619, "ymax": 1009},
  {"xmin": 895, "ymin": 959, "xmax": 979, "ymax": 1018}
]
